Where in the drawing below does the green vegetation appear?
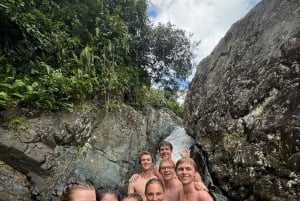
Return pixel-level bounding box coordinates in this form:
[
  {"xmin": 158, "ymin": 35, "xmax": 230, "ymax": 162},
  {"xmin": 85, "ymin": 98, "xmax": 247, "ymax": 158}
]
[
  {"xmin": 8, "ymin": 116, "xmax": 26, "ymax": 128},
  {"xmin": 8, "ymin": 115, "xmax": 26, "ymax": 137},
  {"xmin": 0, "ymin": 0, "xmax": 197, "ymax": 116}
]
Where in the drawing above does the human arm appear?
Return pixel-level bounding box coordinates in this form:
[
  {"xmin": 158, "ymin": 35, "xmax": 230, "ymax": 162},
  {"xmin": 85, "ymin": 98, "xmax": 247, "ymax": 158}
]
[
  {"xmin": 195, "ymin": 172, "xmax": 208, "ymax": 191},
  {"xmin": 154, "ymin": 164, "xmax": 164, "ymax": 182},
  {"xmin": 127, "ymin": 178, "xmax": 135, "ymax": 194}
]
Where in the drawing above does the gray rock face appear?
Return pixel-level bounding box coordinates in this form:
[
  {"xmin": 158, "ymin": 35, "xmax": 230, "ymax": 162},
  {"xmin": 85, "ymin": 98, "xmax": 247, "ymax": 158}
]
[
  {"xmin": 184, "ymin": 0, "xmax": 300, "ymax": 201},
  {"xmin": 0, "ymin": 161, "xmax": 31, "ymax": 200},
  {"xmin": 0, "ymin": 104, "xmax": 181, "ymax": 200}
]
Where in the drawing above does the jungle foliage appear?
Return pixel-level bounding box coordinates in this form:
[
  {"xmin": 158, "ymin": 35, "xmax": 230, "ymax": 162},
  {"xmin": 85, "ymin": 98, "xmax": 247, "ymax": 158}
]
[{"xmin": 0, "ymin": 0, "xmax": 197, "ymax": 116}]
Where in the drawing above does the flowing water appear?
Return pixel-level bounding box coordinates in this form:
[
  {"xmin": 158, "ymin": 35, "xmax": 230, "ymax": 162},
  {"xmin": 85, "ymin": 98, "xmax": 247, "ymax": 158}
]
[
  {"xmin": 161, "ymin": 126, "xmax": 195, "ymax": 161},
  {"xmin": 160, "ymin": 126, "xmax": 230, "ymax": 201}
]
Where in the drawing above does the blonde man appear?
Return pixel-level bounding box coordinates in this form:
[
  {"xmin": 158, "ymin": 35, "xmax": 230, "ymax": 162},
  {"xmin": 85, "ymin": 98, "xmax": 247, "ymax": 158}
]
[
  {"xmin": 159, "ymin": 159, "xmax": 182, "ymax": 201},
  {"xmin": 176, "ymin": 158, "xmax": 213, "ymax": 201}
]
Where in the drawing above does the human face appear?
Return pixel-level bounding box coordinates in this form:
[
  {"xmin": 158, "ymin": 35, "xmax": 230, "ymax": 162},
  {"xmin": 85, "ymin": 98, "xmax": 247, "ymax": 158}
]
[
  {"xmin": 71, "ymin": 189, "xmax": 96, "ymax": 201},
  {"xmin": 159, "ymin": 145, "xmax": 172, "ymax": 160},
  {"xmin": 140, "ymin": 154, "xmax": 153, "ymax": 171},
  {"xmin": 100, "ymin": 193, "xmax": 118, "ymax": 201},
  {"xmin": 159, "ymin": 161, "xmax": 175, "ymax": 181},
  {"xmin": 176, "ymin": 162, "xmax": 196, "ymax": 185},
  {"xmin": 145, "ymin": 183, "xmax": 164, "ymax": 201}
]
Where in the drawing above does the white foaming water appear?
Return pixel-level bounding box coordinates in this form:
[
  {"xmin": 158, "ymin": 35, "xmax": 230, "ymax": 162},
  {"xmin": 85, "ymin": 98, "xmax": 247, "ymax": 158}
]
[{"xmin": 156, "ymin": 127, "xmax": 196, "ymax": 161}]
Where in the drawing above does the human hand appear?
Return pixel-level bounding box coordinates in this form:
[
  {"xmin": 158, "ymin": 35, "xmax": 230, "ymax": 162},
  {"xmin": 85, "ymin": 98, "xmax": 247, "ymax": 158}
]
[
  {"xmin": 129, "ymin": 174, "xmax": 139, "ymax": 183},
  {"xmin": 179, "ymin": 146, "xmax": 191, "ymax": 158},
  {"xmin": 195, "ymin": 181, "xmax": 209, "ymax": 192}
]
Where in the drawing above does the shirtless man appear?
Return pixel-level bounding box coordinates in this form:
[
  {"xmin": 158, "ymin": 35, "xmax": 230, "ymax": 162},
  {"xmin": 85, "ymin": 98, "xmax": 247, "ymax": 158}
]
[
  {"xmin": 130, "ymin": 141, "xmax": 185, "ymax": 183},
  {"xmin": 128, "ymin": 151, "xmax": 157, "ymax": 201},
  {"xmin": 159, "ymin": 159, "xmax": 182, "ymax": 201},
  {"xmin": 130, "ymin": 141, "xmax": 207, "ymax": 191},
  {"xmin": 153, "ymin": 141, "xmax": 175, "ymax": 181},
  {"xmin": 176, "ymin": 158, "xmax": 213, "ymax": 201},
  {"xmin": 154, "ymin": 141, "xmax": 208, "ymax": 191}
]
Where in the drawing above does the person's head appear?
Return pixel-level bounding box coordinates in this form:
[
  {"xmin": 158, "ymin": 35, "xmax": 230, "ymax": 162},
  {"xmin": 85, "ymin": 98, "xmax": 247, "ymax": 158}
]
[
  {"xmin": 145, "ymin": 178, "xmax": 165, "ymax": 201},
  {"xmin": 96, "ymin": 188, "xmax": 120, "ymax": 201},
  {"xmin": 175, "ymin": 158, "xmax": 198, "ymax": 185},
  {"xmin": 138, "ymin": 151, "xmax": 154, "ymax": 164},
  {"xmin": 60, "ymin": 181, "xmax": 96, "ymax": 201},
  {"xmin": 159, "ymin": 159, "xmax": 176, "ymax": 182},
  {"xmin": 122, "ymin": 193, "xmax": 143, "ymax": 201},
  {"xmin": 138, "ymin": 151, "xmax": 154, "ymax": 171},
  {"xmin": 158, "ymin": 141, "xmax": 173, "ymax": 160}
]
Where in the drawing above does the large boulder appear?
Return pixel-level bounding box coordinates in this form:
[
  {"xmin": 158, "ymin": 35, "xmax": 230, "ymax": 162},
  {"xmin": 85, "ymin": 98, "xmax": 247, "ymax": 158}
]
[
  {"xmin": 184, "ymin": 0, "xmax": 300, "ymax": 201},
  {"xmin": 0, "ymin": 104, "xmax": 182, "ymax": 200}
]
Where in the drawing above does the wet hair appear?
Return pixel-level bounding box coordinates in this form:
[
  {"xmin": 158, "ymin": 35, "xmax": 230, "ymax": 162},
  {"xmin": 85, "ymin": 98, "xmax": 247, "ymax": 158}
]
[
  {"xmin": 175, "ymin": 157, "xmax": 197, "ymax": 170},
  {"xmin": 138, "ymin": 151, "xmax": 154, "ymax": 164},
  {"xmin": 158, "ymin": 141, "xmax": 173, "ymax": 151},
  {"xmin": 145, "ymin": 178, "xmax": 165, "ymax": 194},
  {"xmin": 60, "ymin": 181, "xmax": 96, "ymax": 201},
  {"xmin": 96, "ymin": 187, "xmax": 120, "ymax": 201},
  {"xmin": 159, "ymin": 159, "xmax": 175, "ymax": 172},
  {"xmin": 122, "ymin": 193, "xmax": 143, "ymax": 201}
]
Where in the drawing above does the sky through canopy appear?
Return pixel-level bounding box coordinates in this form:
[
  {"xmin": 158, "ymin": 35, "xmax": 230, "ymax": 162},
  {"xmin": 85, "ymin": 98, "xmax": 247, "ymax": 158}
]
[
  {"xmin": 147, "ymin": 0, "xmax": 261, "ymax": 78},
  {"xmin": 147, "ymin": 0, "xmax": 261, "ymax": 102}
]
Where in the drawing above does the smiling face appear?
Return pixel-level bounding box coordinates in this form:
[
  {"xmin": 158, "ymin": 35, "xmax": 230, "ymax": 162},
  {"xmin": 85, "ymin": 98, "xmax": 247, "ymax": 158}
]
[
  {"xmin": 139, "ymin": 153, "xmax": 153, "ymax": 171},
  {"xmin": 159, "ymin": 160, "xmax": 176, "ymax": 182},
  {"xmin": 145, "ymin": 179, "xmax": 165, "ymax": 201},
  {"xmin": 175, "ymin": 158, "xmax": 197, "ymax": 185},
  {"xmin": 159, "ymin": 145, "xmax": 172, "ymax": 160}
]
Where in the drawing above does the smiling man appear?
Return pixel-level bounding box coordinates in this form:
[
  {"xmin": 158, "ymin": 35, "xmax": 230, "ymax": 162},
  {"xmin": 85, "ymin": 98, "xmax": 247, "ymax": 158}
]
[
  {"xmin": 154, "ymin": 141, "xmax": 208, "ymax": 192},
  {"xmin": 128, "ymin": 151, "xmax": 157, "ymax": 201},
  {"xmin": 159, "ymin": 159, "xmax": 182, "ymax": 201},
  {"xmin": 154, "ymin": 141, "xmax": 178, "ymax": 181},
  {"xmin": 176, "ymin": 158, "xmax": 213, "ymax": 201}
]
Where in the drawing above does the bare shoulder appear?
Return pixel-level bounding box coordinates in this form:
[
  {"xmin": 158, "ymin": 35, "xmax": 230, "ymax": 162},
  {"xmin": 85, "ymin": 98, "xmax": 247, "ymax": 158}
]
[
  {"xmin": 196, "ymin": 190, "xmax": 213, "ymax": 201},
  {"xmin": 151, "ymin": 174, "xmax": 157, "ymax": 179}
]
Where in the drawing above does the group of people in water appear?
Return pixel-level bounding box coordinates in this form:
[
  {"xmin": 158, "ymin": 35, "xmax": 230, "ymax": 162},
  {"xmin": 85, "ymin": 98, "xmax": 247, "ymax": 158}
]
[{"xmin": 60, "ymin": 141, "xmax": 214, "ymax": 201}]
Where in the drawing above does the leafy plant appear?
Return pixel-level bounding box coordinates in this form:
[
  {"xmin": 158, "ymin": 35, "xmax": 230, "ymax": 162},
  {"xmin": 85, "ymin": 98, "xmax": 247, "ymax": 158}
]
[
  {"xmin": 8, "ymin": 116, "xmax": 26, "ymax": 129},
  {"xmin": 0, "ymin": 0, "xmax": 192, "ymax": 114}
]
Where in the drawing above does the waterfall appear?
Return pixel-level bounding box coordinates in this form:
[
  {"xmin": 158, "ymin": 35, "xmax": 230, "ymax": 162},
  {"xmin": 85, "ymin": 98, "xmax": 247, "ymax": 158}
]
[
  {"xmin": 161, "ymin": 127, "xmax": 195, "ymax": 161},
  {"xmin": 160, "ymin": 126, "xmax": 229, "ymax": 201}
]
